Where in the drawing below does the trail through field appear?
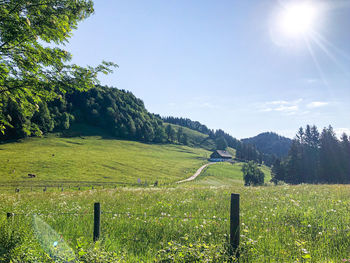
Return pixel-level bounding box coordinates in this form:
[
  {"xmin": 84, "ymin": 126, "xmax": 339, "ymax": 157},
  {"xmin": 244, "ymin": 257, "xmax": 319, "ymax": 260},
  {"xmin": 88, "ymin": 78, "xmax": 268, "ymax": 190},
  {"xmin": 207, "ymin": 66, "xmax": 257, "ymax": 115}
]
[{"xmin": 176, "ymin": 162, "xmax": 214, "ymax": 183}]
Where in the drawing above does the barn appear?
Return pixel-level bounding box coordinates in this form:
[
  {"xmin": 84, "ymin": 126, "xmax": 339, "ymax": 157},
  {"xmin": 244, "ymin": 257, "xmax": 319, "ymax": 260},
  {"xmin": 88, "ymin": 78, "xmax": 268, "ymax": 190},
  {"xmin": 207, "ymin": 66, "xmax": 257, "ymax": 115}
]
[{"xmin": 209, "ymin": 150, "xmax": 233, "ymax": 162}]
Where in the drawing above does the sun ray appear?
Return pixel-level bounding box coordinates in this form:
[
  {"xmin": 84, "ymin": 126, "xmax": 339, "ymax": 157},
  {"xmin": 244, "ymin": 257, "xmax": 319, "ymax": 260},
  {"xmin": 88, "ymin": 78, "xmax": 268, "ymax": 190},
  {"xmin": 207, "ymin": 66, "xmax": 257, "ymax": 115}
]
[
  {"xmin": 304, "ymin": 37, "xmax": 333, "ymax": 96},
  {"xmin": 311, "ymin": 31, "xmax": 350, "ymax": 61},
  {"xmin": 308, "ymin": 31, "xmax": 350, "ymax": 75}
]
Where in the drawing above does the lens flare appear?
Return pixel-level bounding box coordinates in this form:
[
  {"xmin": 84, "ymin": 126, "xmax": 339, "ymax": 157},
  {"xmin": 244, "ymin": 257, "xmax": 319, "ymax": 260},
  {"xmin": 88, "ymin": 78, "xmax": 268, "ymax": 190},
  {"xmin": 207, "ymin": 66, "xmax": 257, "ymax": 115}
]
[{"xmin": 32, "ymin": 215, "xmax": 76, "ymax": 262}]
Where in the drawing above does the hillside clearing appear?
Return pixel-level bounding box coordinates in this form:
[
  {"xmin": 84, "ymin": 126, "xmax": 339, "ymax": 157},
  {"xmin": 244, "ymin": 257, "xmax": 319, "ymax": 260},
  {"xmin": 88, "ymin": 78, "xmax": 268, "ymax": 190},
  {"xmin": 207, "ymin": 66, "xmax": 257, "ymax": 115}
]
[{"xmin": 0, "ymin": 135, "xmax": 209, "ymax": 186}]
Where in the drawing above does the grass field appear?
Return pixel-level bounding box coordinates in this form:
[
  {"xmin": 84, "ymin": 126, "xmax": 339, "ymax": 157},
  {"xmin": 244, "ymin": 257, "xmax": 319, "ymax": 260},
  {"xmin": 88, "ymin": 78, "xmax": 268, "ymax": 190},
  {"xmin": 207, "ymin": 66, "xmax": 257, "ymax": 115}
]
[
  {"xmin": 0, "ymin": 136, "xmax": 349, "ymax": 262},
  {"xmin": 191, "ymin": 162, "xmax": 271, "ymax": 187},
  {"xmin": 1, "ymin": 184, "xmax": 349, "ymax": 262},
  {"xmin": 0, "ymin": 135, "xmax": 209, "ymax": 186}
]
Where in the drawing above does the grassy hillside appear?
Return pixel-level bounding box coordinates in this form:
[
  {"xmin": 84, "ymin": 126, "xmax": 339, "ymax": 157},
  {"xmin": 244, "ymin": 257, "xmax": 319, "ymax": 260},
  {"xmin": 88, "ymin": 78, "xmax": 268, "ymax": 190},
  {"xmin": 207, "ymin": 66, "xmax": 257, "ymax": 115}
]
[
  {"xmin": 165, "ymin": 123, "xmax": 216, "ymax": 150},
  {"xmin": 0, "ymin": 135, "xmax": 209, "ymax": 186},
  {"xmin": 191, "ymin": 162, "xmax": 271, "ymax": 187}
]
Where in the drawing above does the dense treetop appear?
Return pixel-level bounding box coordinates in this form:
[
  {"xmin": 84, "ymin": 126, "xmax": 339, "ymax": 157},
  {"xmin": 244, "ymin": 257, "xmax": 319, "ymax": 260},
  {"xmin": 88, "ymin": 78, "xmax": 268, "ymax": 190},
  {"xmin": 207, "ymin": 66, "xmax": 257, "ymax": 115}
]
[
  {"xmin": 271, "ymin": 125, "xmax": 350, "ymax": 184},
  {"xmin": 0, "ymin": 0, "xmax": 115, "ymax": 134}
]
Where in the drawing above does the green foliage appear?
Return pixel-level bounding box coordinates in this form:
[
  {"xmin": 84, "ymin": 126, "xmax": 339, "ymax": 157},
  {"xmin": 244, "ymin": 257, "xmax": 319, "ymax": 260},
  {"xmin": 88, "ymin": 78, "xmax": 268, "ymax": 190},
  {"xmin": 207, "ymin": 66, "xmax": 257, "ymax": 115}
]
[
  {"xmin": 0, "ymin": 86, "xmax": 167, "ymax": 143},
  {"xmin": 165, "ymin": 124, "xmax": 176, "ymax": 142},
  {"xmin": 274, "ymin": 125, "xmax": 350, "ymax": 184},
  {"xmin": 177, "ymin": 127, "xmax": 183, "ymax": 143},
  {"xmin": 215, "ymin": 136, "xmax": 228, "ymax": 150},
  {"xmin": 155, "ymin": 238, "xmax": 233, "ymax": 262},
  {"xmin": 241, "ymin": 161, "xmax": 264, "ymax": 186},
  {"xmin": 0, "ymin": 0, "xmax": 116, "ymax": 134}
]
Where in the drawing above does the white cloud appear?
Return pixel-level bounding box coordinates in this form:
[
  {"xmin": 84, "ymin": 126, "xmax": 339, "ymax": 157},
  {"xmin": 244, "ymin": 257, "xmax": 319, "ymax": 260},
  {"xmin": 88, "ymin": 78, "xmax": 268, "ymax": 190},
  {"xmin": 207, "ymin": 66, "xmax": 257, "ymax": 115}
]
[
  {"xmin": 259, "ymin": 99, "xmax": 302, "ymax": 114},
  {"xmin": 305, "ymin": 78, "xmax": 320, "ymax": 84},
  {"xmin": 306, "ymin": 101, "xmax": 329, "ymax": 108}
]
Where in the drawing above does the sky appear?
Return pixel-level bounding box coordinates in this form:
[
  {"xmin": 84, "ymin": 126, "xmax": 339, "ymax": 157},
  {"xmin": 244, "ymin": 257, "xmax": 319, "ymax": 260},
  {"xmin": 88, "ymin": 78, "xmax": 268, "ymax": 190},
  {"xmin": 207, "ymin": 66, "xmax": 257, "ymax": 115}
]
[{"xmin": 62, "ymin": 0, "xmax": 350, "ymax": 139}]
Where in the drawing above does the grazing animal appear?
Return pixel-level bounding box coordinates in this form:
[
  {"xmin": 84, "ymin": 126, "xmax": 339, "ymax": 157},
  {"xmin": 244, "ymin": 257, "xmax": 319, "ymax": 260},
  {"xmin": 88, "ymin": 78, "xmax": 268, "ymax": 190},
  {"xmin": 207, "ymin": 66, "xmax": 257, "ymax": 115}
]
[
  {"xmin": 154, "ymin": 181, "xmax": 158, "ymax": 187},
  {"xmin": 15, "ymin": 188, "xmax": 20, "ymax": 193},
  {"xmin": 43, "ymin": 187, "xmax": 47, "ymax": 192},
  {"xmin": 28, "ymin": 173, "xmax": 36, "ymax": 178}
]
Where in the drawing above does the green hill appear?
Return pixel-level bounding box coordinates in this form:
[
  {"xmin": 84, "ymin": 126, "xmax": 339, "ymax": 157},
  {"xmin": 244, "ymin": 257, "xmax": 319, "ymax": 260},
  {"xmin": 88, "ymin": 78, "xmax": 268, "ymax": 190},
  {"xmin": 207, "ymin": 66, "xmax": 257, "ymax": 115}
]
[
  {"xmin": 164, "ymin": 123, "xmax": 216, "ymax": 151},
  {"xmin": 0, "ymin": 134, "xmax": 210, "ymax": 187},
  {"xmin": 241, "ymin": 132, "xmax": 292, "ymax": 157}
]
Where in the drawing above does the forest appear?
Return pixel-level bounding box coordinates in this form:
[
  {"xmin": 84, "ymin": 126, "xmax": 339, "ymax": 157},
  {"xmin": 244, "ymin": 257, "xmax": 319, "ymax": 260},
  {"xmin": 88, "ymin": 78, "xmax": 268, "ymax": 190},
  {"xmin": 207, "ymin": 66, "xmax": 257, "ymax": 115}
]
[{"xmin": 272, "ymin": 125, "xmax": 350, "ymax": 184}]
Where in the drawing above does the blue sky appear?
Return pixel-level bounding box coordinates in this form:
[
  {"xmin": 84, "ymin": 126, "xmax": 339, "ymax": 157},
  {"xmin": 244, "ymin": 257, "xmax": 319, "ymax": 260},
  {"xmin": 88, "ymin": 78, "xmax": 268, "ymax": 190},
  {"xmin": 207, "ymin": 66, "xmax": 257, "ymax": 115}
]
[{"xmin": 63, "ymin": 0, "xmax": 350, "ymax": 139}]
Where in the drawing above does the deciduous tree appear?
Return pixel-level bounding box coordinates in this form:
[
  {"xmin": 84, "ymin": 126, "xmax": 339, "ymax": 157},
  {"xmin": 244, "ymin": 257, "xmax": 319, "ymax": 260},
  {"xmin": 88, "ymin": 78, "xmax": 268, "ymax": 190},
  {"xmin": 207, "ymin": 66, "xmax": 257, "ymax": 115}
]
[{"xmin": 0, "ymin": 0, "xmax": 116, "ymax": 134}]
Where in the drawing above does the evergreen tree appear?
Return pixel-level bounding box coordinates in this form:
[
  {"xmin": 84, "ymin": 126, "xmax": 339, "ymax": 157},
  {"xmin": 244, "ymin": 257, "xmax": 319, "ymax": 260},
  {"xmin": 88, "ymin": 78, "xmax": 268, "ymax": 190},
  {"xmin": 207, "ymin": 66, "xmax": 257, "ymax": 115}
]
[
  {"xmin": 177, "ymin": 127, "xmax": 184, "ymax": 143},
  {"xmin": 216, "ymin": 136, "xmax": 228, "ymax": 150},
  {"xmin": 319, "ymin": 126, "xmax": 344, "ymax": 183},
  {"xmin": 271, "ymin": 158, "xmax": 285, "ymax": 184}
]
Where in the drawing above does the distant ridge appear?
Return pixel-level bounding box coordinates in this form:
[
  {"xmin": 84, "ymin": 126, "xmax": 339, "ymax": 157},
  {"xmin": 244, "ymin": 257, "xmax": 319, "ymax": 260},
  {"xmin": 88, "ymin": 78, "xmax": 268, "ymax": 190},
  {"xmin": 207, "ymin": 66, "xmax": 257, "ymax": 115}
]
[{"xmin": 241, "ymin": 132, "xmax": 292, "ymax": 158}]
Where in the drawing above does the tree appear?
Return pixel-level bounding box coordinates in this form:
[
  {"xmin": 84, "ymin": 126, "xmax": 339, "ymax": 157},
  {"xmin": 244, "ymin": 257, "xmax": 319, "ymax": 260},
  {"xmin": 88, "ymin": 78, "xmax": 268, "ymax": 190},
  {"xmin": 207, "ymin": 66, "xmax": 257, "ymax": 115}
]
[
  {"xmin": 241, "ymin": 161, "xmax": 264, "ymax": 186},
  {"xmin": 182, "ymin": 133, "xmax": 188, "ymax": 145},
  {"xmin": 0, "ymin": 0, "xmax": 116, "ymax": 134},
  {"xmin": 165, "ymin": 124, "xmax": 175, "ymax": 142},
  {"xmin": 271, "ymin": 158, "xmax": 285, "ymax": 184},
  {"xmin": 215, "ymin": 136, "xmax": 228, "ymax": 150},
  {"xmin": 177, "ymin": 127, "xmax": 183, "ymax": 143},
  {"xmin": 319, "ymin": 126, "xmax": 344, "ymax": 183},
  {"xmin": 340, "ymin": 133, "xmax": 350, "ymax": 183}
]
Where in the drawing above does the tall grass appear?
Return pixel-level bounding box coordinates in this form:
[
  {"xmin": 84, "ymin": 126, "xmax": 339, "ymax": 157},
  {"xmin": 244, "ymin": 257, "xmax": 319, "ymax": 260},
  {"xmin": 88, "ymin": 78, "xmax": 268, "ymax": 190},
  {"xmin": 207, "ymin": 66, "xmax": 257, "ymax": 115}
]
[{"xmin": 1, "ymin": 183, "xmax": 349, "ymax": 262}]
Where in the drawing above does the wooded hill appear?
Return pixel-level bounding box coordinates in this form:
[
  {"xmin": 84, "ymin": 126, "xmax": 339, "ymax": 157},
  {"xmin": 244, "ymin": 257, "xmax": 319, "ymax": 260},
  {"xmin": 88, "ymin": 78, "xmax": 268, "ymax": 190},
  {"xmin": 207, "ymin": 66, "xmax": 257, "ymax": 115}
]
[
  {"xmin": 242, "ymin": 132, "xmax": 292, "ymax": 158},
  {"xmin": 1, "ymin": 85, "xmax": 276, "ymax": 165},
  {"xmin": 1, "ymin": 86, "xmax": 165, "ymax": 142}
]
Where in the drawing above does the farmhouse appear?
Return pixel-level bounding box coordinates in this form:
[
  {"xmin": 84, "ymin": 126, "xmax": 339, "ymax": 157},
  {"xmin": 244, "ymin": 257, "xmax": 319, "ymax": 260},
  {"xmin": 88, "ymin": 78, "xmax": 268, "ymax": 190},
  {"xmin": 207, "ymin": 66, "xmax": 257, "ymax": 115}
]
[{"xmin": 209, "ymin": 150, "xmax": 232, "ymax": 162}]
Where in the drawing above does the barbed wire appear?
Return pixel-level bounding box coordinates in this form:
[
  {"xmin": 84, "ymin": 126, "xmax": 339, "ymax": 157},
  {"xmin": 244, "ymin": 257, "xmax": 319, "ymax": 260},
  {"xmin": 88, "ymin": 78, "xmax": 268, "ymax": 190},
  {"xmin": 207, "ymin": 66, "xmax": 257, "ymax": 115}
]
[
  {"xmin": 101, "ymin": 211, "xmax": 225, "ymax": 221},
  {"xmin": 5, "ymin": 211, "xmax": 93, "ymax": 216},
  {"xmin": 241, "ymin": 219, "xmax": 350, "ymax": 233},
  {"xmin": 5, "ymin": 211, "xmax": 349, "ymax": 233}
]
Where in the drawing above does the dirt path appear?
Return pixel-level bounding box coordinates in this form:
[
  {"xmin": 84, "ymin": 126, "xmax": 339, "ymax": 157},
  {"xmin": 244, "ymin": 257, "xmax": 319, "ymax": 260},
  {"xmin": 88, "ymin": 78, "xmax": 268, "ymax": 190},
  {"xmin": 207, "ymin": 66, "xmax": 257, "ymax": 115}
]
[{"xmin": 176, "ymin": 162, "xmax": 214, "ymax": 184}]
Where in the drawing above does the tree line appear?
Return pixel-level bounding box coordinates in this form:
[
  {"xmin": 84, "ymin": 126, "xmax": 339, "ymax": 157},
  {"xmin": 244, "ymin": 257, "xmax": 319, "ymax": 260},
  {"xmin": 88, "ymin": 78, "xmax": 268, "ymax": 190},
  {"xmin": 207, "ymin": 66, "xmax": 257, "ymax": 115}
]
[
  {"xmin": 162, "ymin": 116, "xmax": 277, "ymax": 166},
  {"xmin": 272, "ymin": 125, "xmax": 350, "ymax": 184},
  {"xmin": 1, "ymin": 86, "xmax": 159, "ymax": 142}
]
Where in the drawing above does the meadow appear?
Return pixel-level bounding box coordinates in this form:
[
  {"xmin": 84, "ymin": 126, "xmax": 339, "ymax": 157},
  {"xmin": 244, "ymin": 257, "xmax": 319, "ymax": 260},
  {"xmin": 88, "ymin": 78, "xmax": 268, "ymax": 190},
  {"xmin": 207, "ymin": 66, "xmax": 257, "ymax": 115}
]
[
  {"xmin": 1, "ymin": 165, "xmax": 349, "ymax": 262},
  {"xmin": 0, "ymin": 135, "xmax": 209, "ymax": 187},
  {"xmin": 0, "ymin": 137, "xmax": 349, "ymax": 262}
]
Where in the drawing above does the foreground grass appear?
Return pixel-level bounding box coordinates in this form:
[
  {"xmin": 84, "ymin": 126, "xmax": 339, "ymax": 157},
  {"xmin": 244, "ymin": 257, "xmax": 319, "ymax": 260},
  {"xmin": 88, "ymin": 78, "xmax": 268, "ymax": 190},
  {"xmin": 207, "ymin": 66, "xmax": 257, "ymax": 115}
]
[
  {"xmin": 1, "ymin": 183, "xmax": 349, "ymax": 262},
  {"xmin": 0, "ymin": 135, "xmax": 209, "ymax": 186}
]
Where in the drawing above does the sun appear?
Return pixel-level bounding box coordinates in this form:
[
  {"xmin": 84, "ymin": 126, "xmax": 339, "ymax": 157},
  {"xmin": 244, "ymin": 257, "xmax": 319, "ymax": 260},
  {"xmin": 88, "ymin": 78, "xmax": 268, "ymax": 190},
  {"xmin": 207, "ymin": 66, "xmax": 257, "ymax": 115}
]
[{"xmin": 277, "ymin": 1, "xmax": 318, "ymax": 38}]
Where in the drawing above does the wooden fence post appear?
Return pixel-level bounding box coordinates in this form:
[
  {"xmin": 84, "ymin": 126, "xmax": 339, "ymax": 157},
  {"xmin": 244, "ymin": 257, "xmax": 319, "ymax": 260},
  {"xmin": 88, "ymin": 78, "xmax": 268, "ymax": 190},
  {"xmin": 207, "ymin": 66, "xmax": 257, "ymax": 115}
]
[
  {"xmin": 230, "ymin": 193, "xmax": 240, "ymax": 259},
  {"xmin": 93, "ymin": 202, "xmax": 101, "ymax": 242}
]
